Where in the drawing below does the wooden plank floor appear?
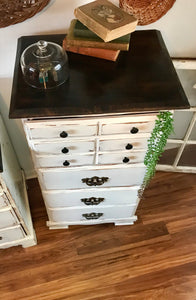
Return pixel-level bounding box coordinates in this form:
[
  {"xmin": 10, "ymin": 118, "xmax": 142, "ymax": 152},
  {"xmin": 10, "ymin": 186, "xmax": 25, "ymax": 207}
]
[{"xmin": 0, "ymin": 172, "xmax": 196, "ymax": 300}]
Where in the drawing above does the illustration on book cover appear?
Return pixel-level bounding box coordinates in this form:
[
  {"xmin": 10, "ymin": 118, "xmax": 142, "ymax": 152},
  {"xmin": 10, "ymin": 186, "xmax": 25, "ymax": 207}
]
[{"xmin": 92, "ymin": 4, "xmax": 124, "ymax": 24}]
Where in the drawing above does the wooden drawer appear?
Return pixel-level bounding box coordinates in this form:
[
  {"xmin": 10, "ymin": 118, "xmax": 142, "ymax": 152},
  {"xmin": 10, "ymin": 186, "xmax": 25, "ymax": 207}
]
[
  {"xmin": 42, "ymin": 186, "xmax": 139, "ymax": 208},
  {"xmin": 47, "ymin": 205, "xmax": 137, "ymax": 223},
  {"xmin": 38, "ymin": 165, "xmax": 146, "ymax": 190},
  {"xmin": 34, "ymin": 153, "xmax": 95, "ymax": 168},
  {"xmin": 101, "ymin": 121, "xmax": 155, "ymax": 135},
  {"xmin": 98, "ymin": 151, "xmax": 146, "ymax": 165},
  {"xmin": 0, "ymin": 192, "xmax": 9, "ymax": 209},
  {"xmin": 32, "ymin": 140, "xmax": 95, "ymax": 155},
  {"xmin": 0, "ymin": 207, "xmax": 19, "ymax": 229},
  {"xmin": 25, "ymin": 120, "xmax": 97, "ymax": 140},
  {"xmin": 99, "ymin": 136, "xmax": 149, "ymax": 151},
  {"xmin": 0, "ymin": 226, "xmax": 25, "ymax": 245}
]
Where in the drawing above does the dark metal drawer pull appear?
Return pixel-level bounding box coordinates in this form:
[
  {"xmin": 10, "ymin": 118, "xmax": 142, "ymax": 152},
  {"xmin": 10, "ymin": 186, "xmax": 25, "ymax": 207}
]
[
  {"xmin": 61, "ymin": 147, "xmax": 69, "ymax": 154},
  {"xmin": 60, "ymin": 131, "xmax": 68, "ymax": 138},
  {"xmin": 81, "ymin": 197, "xmax": 105, "ymax": 205},
  {"xmin": 63, "ymin": 160, "xmax": 70, "ymax": 166},
  {"xmin": 82, "ymin": 176, "xmax": 109, "ymax": 186},
  {"xmin": 0, "ymin": 236, "xmax": 2, "ymax": 240},
  {"xmin": 82, "ymin": 212, "xmax": 103, "ymax": 220},
  {"xmin": 130, "ymin": 127, "xmax": 139, "ymax": 134},
  {"xmin": 125, "ymin": 143, "xmax": 133, "ymax": 150},
  {"xmin": 123, "ymin": 157, "xmax": 130, "ymax": 163}
]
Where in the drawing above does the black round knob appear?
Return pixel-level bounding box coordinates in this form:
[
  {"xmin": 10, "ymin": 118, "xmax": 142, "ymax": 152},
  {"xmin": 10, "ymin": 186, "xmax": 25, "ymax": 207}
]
[
  {"xmin": 125, "ymin": 143, "xmax": 133, "ymax": 150},
  {"xmin": 123, "ymin": 157, "xmax": 130, "ymax": 163},
  {"xmin": 63, "ymin": 160, "xmax": 70, "ymax": 166},
  {"xmin": 130, "ymin": 127, "xmax": 139, "ymax": 134},
  {"xmin": 60, "ymin": 131, "xmax": 68, "ymax": 138},
  {"xmin": 61, "ymin": 147, "xmax": 69, "ymax": 154}
]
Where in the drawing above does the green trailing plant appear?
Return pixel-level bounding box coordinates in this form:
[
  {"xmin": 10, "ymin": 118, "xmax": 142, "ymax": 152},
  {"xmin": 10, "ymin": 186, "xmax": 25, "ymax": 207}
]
[{"xmin": 142, "ymin": 111, "xmax": 174, "ymax": 190}]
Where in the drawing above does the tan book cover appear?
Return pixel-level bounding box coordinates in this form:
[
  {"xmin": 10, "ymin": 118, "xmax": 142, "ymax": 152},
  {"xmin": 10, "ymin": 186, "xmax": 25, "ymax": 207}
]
[
  {"xmin": 63, "ymin": 37, "xmax": 120, "ymax": 61},
  {"xmin": 74, "ymin": 0, "xmax": 138, "ymax": 42},
  {"xmin": 66, "ymin": 19, "xmax": 130, "ymax": 51}
]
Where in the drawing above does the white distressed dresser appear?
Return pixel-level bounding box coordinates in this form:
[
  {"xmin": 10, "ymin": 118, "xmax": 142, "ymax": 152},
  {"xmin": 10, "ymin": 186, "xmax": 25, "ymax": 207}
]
[
  {"xmin": 9, "ymin": 30, "xmax": 189, "ymax": 229},
  {"xmin": 0, "ymin": 115, "xmax": 36, "ymax": 248}
]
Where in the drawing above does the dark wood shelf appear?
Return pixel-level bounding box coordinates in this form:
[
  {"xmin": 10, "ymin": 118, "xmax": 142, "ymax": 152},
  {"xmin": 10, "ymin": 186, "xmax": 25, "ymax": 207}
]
[{"xmin": 9, "ymin": 30, "xmax": 189, "ymax": 119}]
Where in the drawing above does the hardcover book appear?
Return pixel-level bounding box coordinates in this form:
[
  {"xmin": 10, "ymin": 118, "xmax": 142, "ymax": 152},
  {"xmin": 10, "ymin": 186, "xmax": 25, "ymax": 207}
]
[
  {"xmin": 63, "ymin": 37, "xmax": 120, "ymax": 61},
  {"xmin": 73, "ymin": 19, "xmax": 130, "ymax": 43},
  {"xmin": 66, "ymin": 19, "xmax": 130, "ymax": 51},
  {"xmin": 74, "ymin": 0, "xmax": 138, "ymax": 42}
]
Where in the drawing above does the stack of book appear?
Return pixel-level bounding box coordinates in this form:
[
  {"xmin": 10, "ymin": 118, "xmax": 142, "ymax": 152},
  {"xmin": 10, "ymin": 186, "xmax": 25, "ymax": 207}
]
[{"xmin": 63, "ymin": 0, "xmax": 138, "ymax": 61}]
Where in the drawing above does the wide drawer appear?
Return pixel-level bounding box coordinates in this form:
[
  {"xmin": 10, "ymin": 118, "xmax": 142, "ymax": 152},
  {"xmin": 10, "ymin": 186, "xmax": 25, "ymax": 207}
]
[
  {"xmin": 0, "ymin": 208, "xmax": 19, "ymax": 229},
  {"xmin": 0, "ymin": 226, "xmax": 25, "ymax": 245},
  {"xmin": 42, "ymin": 186, "xmax": 139, "ymax": 208},
  {"xmin": 98, "ymin": 151, "xmax": 146, "ymax": 165},
  {"xmin": 99, "ymin": 136, "xmax": 149, "ymax": 151},
  {"xmin": 25, "ymin": 121, "xmax": 97, "ymax": 140},
  {"xmin": 32, "ymin": 140, "xmax": 95, "ymax": 155},
  {"xmin": 0, "ymin": 192, "xmax": 9, "ymax": 209},
  {"xmin": 38, "ymin": 165, "xmax": 146, "ymax": 190},
  {"xmin": 47, "ymin": 205, "xmax": 137, "ymax": 223},
  {"xmin": 34, "ymin": 153, "xmax": 95, "ymax": 168},
  {"xmin": 101, "ymin": 121, "xmax": 155, "ymax": 135}
]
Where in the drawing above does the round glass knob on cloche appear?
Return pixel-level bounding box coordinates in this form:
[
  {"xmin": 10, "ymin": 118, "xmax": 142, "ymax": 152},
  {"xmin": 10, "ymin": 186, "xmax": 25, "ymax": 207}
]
[{"xmin": 20, "ymin": 40, "xmax": 69, "ymax": 89}]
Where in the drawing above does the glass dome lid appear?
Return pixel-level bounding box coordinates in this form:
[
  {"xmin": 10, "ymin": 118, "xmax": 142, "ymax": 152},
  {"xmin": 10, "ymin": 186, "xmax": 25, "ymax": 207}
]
[{"xmin": 20, "ymin": 40, "xmax": 69, "ymax": 89}]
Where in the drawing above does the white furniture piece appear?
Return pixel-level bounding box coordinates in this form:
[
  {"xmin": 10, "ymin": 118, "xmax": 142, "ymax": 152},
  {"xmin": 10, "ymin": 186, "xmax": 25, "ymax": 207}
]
[
  {"xmin": 0, "ymin": 115, "xmax": 36, "ymax": 248},
  {"xmin": 9, "ymin": 31, "xmax": 189, "ymax": 229},
  {"xmin": 23, "ymin": 114, "xmax": 157, "ymax": 228}
]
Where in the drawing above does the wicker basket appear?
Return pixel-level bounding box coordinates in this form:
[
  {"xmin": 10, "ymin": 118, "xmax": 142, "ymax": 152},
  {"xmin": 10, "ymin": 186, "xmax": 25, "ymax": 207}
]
[
  {"xmin": 0, "ymin": 0, "xmax": 50, "ymax": 28},
  {"xmin": 119, "ymin": 0, "xmax": 176, "ymax": 25}
]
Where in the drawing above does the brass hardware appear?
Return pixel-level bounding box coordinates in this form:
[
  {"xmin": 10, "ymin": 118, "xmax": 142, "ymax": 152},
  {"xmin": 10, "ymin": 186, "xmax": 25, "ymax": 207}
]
[
  {"xmin": 82, "ymin": 176, "xmax": 109, "ymax": 186},
  {"xmin": 82, "ymin": 212, "xmax": 103, "ymax": 220},
  {"xmin": 81, "ymin": 197, "xmax": 105, "ymax": 205}
]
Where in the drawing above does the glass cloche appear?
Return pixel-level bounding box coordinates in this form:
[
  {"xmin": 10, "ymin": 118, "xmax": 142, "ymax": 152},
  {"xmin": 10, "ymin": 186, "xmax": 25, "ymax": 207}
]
[{"xmin": 20, "ymin": 40, "xmax": 69, "ymax": 89}]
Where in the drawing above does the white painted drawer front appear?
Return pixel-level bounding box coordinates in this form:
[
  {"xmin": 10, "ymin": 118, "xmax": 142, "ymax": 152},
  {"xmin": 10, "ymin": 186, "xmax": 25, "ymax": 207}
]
[
  {"xmin": 47, "ymin": 205, "xmax": 136, "ymax": 222},
  {"xmin": 32, "ymin": 140, "xmax": 95, "ymax": 155},
  {"xmin": 99, "ymin": 137, "xmax": 149, "ymax": 151},
  {"xmin": 0, "ymin": 208, "xmax": 19, "ymax": 229},
  {"xmin": 26, "ymin": 122, "xmax": 97, "ymax": 140},
  {"xmin": 0, "ymin": 226, "xmax": 25, "ymax": 245},
  {"xmin": 34, "ymin": 154, "xmax": 94, "ymax": 168},
  {"xmin": 43, "ymin": 187, "xmax": 139, "ymax": 208},
  {"xmin": 98, "ymin": 151, "xmax": 146, "ymax": 165},
  {"xmin": 38, "ymin": 166, "xmax": 146, "ymax": 190},
  {"xmin": 101, "ymin": 121, "xmax": 155, "ymax": 135},
  {"xmin": 0, "ymin": 193, "xmax": 9, "ymax": 208}
]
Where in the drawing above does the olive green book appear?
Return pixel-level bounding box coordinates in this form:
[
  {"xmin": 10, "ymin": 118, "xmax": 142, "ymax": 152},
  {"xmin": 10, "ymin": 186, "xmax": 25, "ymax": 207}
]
[{"xmin": 66, "ymin": 19, "xmax": 130, "ymax": 51}]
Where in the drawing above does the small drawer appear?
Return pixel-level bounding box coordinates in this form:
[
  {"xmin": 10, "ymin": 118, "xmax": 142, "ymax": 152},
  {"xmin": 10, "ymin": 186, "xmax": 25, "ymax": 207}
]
[
  {"xmin": 98, "ymin": 151, "xmax": 146, "ymax": 165},
  {"xmin": 43, "ymin": 186, "xmax": 139, "ymax": 208},
  {"xmin": 25, "ymin": 120, "xmax": 97, "ymax": 140},
  {"xmin": 0, "ymin": 226, "xmax": 25, "ymax": 245},
  {"xmin": 47, "ymin": 205, "xmax": 137, "ymax": 223},
  {"xmin": 0, "ymin": 208, "xmax": 19, "ymax": 229},
  {"xmin": 0, "ymin": 192, "xmax": 9, "ymax": 209},
  {"xmin": 32, "ymin": 140, "xmax": 95, "ymax": 155},
  {"xmin": 99, "ymin": 137, "xmax": 149, "ymax": 152},
  {"xmin": 38, "ymin": 165, "xmax": 146, "ymax": 190},
  {"xmin": 101, "ymin": 121, "xmax": 155, "ymax": 135},
  {"xmin": 34, "ymin": 153, "xmax": 95, "ymax": 168}
]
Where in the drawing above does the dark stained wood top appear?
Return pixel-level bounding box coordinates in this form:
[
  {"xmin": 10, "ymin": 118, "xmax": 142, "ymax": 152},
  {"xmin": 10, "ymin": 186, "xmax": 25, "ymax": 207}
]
[{"xmin": 9, "ymin": 30, "xmax": 189, "ymax": 119}]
